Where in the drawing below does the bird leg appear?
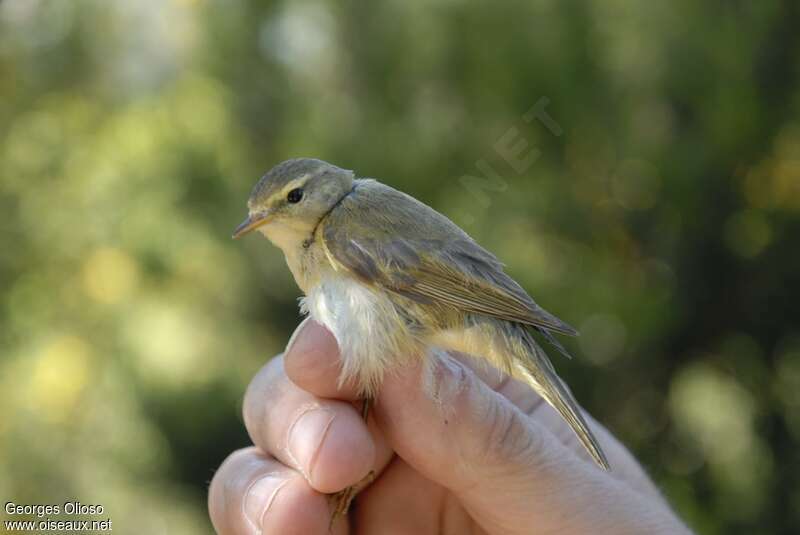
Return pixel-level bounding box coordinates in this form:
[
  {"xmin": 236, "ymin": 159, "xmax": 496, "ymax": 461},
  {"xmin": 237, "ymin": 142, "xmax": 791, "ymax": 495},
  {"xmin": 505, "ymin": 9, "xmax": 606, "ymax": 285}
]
[{"xmin": 328, "ymin": 397, "xmax": 375, "ymax": 528}]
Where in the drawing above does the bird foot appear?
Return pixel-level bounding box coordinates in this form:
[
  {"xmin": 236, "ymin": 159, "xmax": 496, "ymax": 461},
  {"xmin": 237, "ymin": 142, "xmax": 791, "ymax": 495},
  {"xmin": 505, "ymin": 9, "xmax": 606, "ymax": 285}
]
[{"xmin": 328, "ymin": 470, "xmax": 376, "ymax": 530}]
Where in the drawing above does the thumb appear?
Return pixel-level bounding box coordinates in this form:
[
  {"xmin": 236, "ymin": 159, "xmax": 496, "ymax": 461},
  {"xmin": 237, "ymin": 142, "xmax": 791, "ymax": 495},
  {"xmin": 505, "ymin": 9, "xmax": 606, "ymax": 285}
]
[{"xmin": 374, "ymin": 352, "xmax": 614, "ymax": 532}]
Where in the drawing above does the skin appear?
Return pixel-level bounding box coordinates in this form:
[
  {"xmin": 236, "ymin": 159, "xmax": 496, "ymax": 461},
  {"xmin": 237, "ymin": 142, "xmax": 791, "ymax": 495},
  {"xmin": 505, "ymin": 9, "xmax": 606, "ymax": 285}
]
[{"xmin": 208, "ymin": 320, "xmax": 692, "ymax": 535}]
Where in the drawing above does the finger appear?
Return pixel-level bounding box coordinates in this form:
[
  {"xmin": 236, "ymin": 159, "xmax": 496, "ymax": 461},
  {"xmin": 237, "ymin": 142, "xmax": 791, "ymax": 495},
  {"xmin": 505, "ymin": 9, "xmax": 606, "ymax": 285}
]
[
  {"xmin": 243, "ymin": 356, "xmax": 380, "ymax": 493},
  {"xmin": 353, "ymin": 457, "xmax": 474, "ymax": 535},
  {"xmin": 452, "ymin": 353, "xmax": 662, "ymax": 498},
  {"xmin": 450, "ymin": 351, "xmax": 547, "ymax": 415},
  {"xmin": 374, "ymin": 354, "xmax": 658, "ymax": 534},
  {"xmin": 283, "ymin": 319, "xmax": 361, "ymax": 401},
  {"xmin": 353, "ymin": 458, "xmax": 439, "ymax": 531},
  {"xmin": 208, "ymin": 447, "xmax": 333, "ymax": 535},
  {"xmin": 376, "ymin": 354, "xmax": 576, "ymax": 491}
]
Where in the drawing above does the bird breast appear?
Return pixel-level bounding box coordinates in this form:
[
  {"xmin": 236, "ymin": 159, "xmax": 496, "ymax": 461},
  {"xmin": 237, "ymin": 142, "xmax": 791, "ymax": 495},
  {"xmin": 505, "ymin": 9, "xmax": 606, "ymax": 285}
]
[{"xmin": 300, "ymin": 274, "xmax": 418, "ymax": 397}]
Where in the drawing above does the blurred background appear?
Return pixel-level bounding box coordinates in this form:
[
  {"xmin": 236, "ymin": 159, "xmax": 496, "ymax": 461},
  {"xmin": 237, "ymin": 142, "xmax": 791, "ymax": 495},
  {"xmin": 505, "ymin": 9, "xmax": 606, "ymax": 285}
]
[{"xmin": 1, "ymin": 0, "xmax": 799, "ymax": 533}]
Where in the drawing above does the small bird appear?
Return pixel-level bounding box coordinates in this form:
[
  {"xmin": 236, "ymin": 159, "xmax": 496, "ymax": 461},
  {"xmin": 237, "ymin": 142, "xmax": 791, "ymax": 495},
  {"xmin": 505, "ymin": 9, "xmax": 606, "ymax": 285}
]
[{"xmin": 233, "ymin": 158, "xmax": 609, "ymax": 521}]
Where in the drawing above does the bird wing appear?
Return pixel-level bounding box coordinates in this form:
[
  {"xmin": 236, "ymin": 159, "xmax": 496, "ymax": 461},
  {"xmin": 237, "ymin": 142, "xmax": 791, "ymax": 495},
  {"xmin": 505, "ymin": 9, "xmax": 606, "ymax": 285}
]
[{"xmin": 320, "ymin": 180, "xmax": 578, "ymax": 336}]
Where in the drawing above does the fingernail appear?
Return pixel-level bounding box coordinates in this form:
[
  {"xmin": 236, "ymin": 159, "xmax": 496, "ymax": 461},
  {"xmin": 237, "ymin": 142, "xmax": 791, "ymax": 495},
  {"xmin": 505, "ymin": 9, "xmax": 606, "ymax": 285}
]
[
  {"xmin": 287, "ymin": 407, "xmax": 336, "ymax": 481},
  {"xmin": 432, "ymin": 354, "xmax": 471, "ymax": 405},
  {"xmin": 244, "ymin": 474, "xmax": 285, "ymax": 532}
]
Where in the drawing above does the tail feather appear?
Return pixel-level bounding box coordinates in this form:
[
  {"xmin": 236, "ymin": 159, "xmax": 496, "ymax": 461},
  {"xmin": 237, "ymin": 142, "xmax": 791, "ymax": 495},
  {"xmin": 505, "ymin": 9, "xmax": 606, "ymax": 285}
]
[
  {"xmin": 536, "ymin": 326, "xmax": 573, "ymax": 360},
  {"xmin": 516, "ymin": 338, "xmax": 609, "ymax": 470}
]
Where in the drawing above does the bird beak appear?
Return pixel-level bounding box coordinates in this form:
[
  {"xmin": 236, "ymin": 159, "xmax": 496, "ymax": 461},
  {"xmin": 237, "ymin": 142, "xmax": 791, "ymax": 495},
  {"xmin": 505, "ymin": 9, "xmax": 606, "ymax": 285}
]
[{"xmin": 232, "ymin": 211, "xmax": 273, "ymax": 239}]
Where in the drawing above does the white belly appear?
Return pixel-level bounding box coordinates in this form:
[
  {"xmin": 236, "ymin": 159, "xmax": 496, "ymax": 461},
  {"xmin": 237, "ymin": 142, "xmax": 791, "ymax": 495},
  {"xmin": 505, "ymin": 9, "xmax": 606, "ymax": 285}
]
[{"xmin": 300, "ymin": 275, "xmax": 415, "ymax": 397}]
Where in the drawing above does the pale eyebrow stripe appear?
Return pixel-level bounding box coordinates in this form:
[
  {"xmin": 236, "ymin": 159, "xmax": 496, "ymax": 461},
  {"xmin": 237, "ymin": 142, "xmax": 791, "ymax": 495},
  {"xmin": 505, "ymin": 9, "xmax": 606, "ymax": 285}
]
[{"xmin": 279, "ymin": 174, "xmax": 312, "ymax": 197}]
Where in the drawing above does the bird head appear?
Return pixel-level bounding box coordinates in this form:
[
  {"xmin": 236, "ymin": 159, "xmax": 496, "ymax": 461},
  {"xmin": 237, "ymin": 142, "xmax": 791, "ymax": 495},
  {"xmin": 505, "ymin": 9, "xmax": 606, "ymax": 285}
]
[{"xmin": 233, "ymin": 158, "xmax": 354, "ymax": 245}]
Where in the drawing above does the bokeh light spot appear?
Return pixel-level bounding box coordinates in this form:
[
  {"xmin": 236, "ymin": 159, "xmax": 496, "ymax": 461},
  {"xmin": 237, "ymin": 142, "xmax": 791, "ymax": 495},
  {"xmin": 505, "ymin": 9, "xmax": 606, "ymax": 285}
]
[
  {"xmin": 669, "ymin": 362, "xmax": 755, "ymax": 463},
  {"xmin": 27, "ymin": 335, "xmax": 93, "ymax": 423},
  {"xmin": 83, "ymin": 247, "xmax": 141, "ymax": 304},
  {"xmin": 123, "ymin": 301, "xmax": 214, "ymax": 387}
]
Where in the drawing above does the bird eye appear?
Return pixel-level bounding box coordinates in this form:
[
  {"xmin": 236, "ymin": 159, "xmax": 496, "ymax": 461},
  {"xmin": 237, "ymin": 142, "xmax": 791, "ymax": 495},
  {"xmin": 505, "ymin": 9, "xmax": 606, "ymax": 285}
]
[{"xmin": 286, "ymin": 188, "xmax": 304, "ymax": 203}]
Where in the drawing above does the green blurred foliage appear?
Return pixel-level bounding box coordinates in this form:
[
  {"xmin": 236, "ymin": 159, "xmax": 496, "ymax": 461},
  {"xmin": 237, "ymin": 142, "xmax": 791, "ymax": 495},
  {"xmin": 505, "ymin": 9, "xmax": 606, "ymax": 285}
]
[{"xmin": 1, "ymin": 0, "xmax": 799, "ymax": 533}]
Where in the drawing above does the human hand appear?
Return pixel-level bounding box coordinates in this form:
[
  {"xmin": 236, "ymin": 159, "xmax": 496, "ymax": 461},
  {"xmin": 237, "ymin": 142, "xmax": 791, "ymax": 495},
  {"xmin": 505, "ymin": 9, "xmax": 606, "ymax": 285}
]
[{"xmin": 209, "ymin": 319, "xmax": 691, "ymax": 534}]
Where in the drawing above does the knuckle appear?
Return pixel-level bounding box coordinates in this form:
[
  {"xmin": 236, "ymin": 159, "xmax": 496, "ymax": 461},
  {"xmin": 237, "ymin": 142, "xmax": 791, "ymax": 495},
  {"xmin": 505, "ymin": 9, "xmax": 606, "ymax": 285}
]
[{"xmin": 476, "ymin": 399, "xmax": 540, "ymax": 469}]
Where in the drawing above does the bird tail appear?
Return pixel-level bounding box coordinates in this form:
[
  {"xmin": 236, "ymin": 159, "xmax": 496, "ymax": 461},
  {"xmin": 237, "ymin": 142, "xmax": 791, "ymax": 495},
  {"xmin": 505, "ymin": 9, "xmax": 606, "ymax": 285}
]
[{"xmin": 515, "ymin": 334, "xmax": 610, "ymax": 470}]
